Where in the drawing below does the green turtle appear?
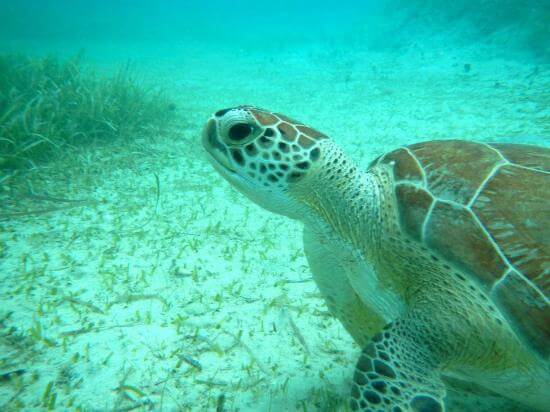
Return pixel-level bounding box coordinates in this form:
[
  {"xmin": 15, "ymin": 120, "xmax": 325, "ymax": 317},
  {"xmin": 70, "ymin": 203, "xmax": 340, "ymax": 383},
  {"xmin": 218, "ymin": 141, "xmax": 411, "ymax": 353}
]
[{"xmin": 201, "ymin": 106, "xmax": 549, "ymax": 412}]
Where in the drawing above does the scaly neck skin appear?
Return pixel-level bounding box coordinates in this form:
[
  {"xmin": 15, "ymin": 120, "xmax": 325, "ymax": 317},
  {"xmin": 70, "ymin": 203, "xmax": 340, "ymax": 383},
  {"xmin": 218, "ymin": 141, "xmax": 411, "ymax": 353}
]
[{"xmin": 289, "ymin": 141, "xmax": 382, "ymax": 255}]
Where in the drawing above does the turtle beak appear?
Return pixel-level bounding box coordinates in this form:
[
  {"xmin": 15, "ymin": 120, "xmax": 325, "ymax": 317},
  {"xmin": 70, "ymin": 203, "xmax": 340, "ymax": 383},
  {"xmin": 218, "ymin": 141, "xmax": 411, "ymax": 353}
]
[{"xmin": 202, "ymin": 118, "xmax": 235, "ymax": 173}]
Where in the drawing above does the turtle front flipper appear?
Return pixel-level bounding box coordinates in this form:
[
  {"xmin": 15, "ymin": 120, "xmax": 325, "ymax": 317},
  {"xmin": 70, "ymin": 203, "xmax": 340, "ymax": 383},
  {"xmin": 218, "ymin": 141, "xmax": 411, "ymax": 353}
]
[{"xmin": 350, "ymin": 320, "xmax": 446, "ymax": 412}]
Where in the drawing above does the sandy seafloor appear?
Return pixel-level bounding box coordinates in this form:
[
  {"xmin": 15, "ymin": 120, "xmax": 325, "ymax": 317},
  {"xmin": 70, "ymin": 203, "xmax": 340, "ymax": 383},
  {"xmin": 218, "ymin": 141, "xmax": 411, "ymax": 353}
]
[{"xmin": 0, "ymin": 34, "xmax": 549, "ymax": 411}]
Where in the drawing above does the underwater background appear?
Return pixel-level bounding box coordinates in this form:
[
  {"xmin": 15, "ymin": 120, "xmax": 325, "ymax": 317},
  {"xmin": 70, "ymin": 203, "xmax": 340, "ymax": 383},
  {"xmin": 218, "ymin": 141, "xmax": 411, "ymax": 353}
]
[{"xmin": 0, "ymin": 1, "xmax": 548, "ymax": 410}]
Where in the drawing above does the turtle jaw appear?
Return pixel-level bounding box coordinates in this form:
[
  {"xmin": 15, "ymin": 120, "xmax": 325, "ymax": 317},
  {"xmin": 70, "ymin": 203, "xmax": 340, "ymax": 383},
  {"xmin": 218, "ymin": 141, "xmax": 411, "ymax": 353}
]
[{"xmin": 202, "ymin": 117, "xmax": 260, "ymax": 200}]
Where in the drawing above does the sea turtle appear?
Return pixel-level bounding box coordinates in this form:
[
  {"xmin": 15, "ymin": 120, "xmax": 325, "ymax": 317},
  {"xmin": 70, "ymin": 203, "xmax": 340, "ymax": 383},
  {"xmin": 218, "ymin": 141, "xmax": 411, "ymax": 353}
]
[{"xmin": 201, "ymin": 106, "xmax": 549, "ymax": 411}]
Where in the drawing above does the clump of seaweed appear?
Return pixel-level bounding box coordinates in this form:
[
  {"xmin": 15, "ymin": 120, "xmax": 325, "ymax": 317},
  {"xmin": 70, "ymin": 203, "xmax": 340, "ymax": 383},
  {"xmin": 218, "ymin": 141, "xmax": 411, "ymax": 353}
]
[{"xmin": 0, "ymin": 53, "xmax": 176, "ymax": 171}]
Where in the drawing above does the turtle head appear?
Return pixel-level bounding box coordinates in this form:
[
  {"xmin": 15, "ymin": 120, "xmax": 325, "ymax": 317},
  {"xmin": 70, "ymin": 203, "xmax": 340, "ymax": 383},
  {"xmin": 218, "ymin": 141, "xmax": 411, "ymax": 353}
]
[{"xmin": 202, "ymin": 106, "xmax": 330, "ymax": 219}]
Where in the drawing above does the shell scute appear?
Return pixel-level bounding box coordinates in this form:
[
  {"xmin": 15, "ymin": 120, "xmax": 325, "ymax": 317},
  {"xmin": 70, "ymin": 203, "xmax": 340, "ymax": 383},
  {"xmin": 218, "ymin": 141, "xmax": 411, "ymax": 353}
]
[
  {"xmin": 394, "ymin": 183, "xmax": 433, "ymax": 241},
  {"xmin": 379, "ymin": 140, "xmax": 549, "ymax": 356},
  {"xmin": 489, "ymin": 143, "xmax": 550, "ymax": 172},
  {"xmin": 407, "ymin": 140, "xmax": 501, "ymax": 205},
  {"xmin": 493, "ymin": 270, "xmax": 550, "ymax": 357},
  {"xmin": 425, "ymin": 200, "xmax": 508, "ymax": 287},
  {"xmin": 473, "ymin": 164, "xmax": 549, "ymax": 286},
  {"xmin": 378, "ymin": 148, "xmax": 424, "ymax": 183}
]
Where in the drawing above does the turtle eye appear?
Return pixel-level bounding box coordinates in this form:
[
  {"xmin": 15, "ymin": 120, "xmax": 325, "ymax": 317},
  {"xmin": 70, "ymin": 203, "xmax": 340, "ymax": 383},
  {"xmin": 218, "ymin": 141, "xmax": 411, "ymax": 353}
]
[{"xmin": 228, "ymin": 123, "xmax": 253, "ymax": 142}]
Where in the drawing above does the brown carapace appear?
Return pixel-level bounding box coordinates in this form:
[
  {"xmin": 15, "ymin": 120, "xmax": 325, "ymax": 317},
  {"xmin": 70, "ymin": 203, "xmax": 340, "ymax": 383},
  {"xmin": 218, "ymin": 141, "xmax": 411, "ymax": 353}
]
[{"xmin": 371, "ymin": 140, "xmax": 550, "ymax": 357}]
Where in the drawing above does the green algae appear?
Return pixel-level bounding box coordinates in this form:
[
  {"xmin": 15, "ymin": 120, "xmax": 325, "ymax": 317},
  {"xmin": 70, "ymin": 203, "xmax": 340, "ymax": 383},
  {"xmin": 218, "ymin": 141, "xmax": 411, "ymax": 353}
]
[{"xmin": 0, "ymin": 54, "xmax": 176, "ymax": 172}]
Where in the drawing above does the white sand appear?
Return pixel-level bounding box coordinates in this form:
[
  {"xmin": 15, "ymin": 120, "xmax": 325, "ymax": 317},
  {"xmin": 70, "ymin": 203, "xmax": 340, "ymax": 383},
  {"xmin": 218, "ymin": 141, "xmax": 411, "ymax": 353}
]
[{"xmin": 0, "ymin": 35, "xmax": 548, "ymax": 411}]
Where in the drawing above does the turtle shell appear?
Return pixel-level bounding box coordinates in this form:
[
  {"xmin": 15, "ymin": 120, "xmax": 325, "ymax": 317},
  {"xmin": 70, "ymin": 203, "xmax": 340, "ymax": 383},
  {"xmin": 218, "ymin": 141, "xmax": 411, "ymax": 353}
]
[{"xmin": 370, "ymin": 140, "xmax": 549, "ymax": 357}]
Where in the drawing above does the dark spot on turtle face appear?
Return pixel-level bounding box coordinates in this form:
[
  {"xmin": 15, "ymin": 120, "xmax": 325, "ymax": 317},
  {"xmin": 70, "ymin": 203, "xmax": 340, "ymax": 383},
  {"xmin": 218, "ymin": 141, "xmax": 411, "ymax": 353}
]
[
  {"xmin": 378, "ymin": 351, "xmax": 390, "ymax": 362},
  {"xmin": 356, "ymin": 355, "xmax": 372, "ymax": 373},
  {"xmin": 267, "ymin": 174, "xmax": 278, "ymax": 183},
  {"xmin": 296, "ymin": 161, "xmax": 310, "ymax": 170},
  {"xmin": 264, "ymin": 128, "xmax": 275, "ymax": 137},
  {"xmin": 278, "ymin": 142, "xmax": 290, "ymax": 153},
  {"xmin": 258, "ymin": 135, "xmax": 273, "ymax": 148},
  {"xmin": 351, "ymin": 384, "xmax": 361, "ymax": 400},
  {"xmin": 259, "ymin": 164, "xmax": 267, "ymax": 174},
  {"xmin": 372, "ymin": 380, "xmax": 387, "ymax": 393},
  {"xmin": 231, "ymin": 149, "xmax": 244, "ymax": 166},
  {"xmin": 279, "ymin": 163, "xmax": 289, "ymax": 171},
  {"xmin": 273, "ymin": 151, "xmax": 282, "ymax": 160},
  {"xmin": 363, "ymin": 390, "xmax": 381, "ymax": 404},
  {"xmin": 354, "ymin": 371, "xmax": 367, "ymax": 385},
  {"xmin": 373, "ymin": 360, "xmax": 396, "ymax": 379},
  {"xmin": 363, "ymin": 343, "xmax": 376, "ymax": 357},
  {"xmin": 391, "ymin": 386, "xmax": 401, "ymax": 395},
  {"xmin": 288, "ymin": 172, "xmax": 303, "ymax": 182},
  {"xmin": 250, "ymin": 162, "xmax": 257, "ymax": 170},
  {"xmin": 410, "ymin": 395, "xmax": 442, "ymax": 412},
  {"xmin": 245, "ymin": 143, "xmax": 258, "ymax": 156},
  {"xmin": 350, "ymin": 399, "xmax": 359, "ymax": 411},
  {"xmin": 310, "ymin": 147, "xmax": 320, "ymax": 161},
  {"xmin": 372, "ymin": 333, "xmax": 383, "ymax": 342}
]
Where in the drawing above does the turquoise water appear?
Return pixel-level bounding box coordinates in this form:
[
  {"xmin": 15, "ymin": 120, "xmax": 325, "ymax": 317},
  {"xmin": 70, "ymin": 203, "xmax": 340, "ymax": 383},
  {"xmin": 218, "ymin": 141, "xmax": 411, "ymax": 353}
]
[{"xmin": 0, "ymin": 1, "xmax": 548, "ymax": 411}]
